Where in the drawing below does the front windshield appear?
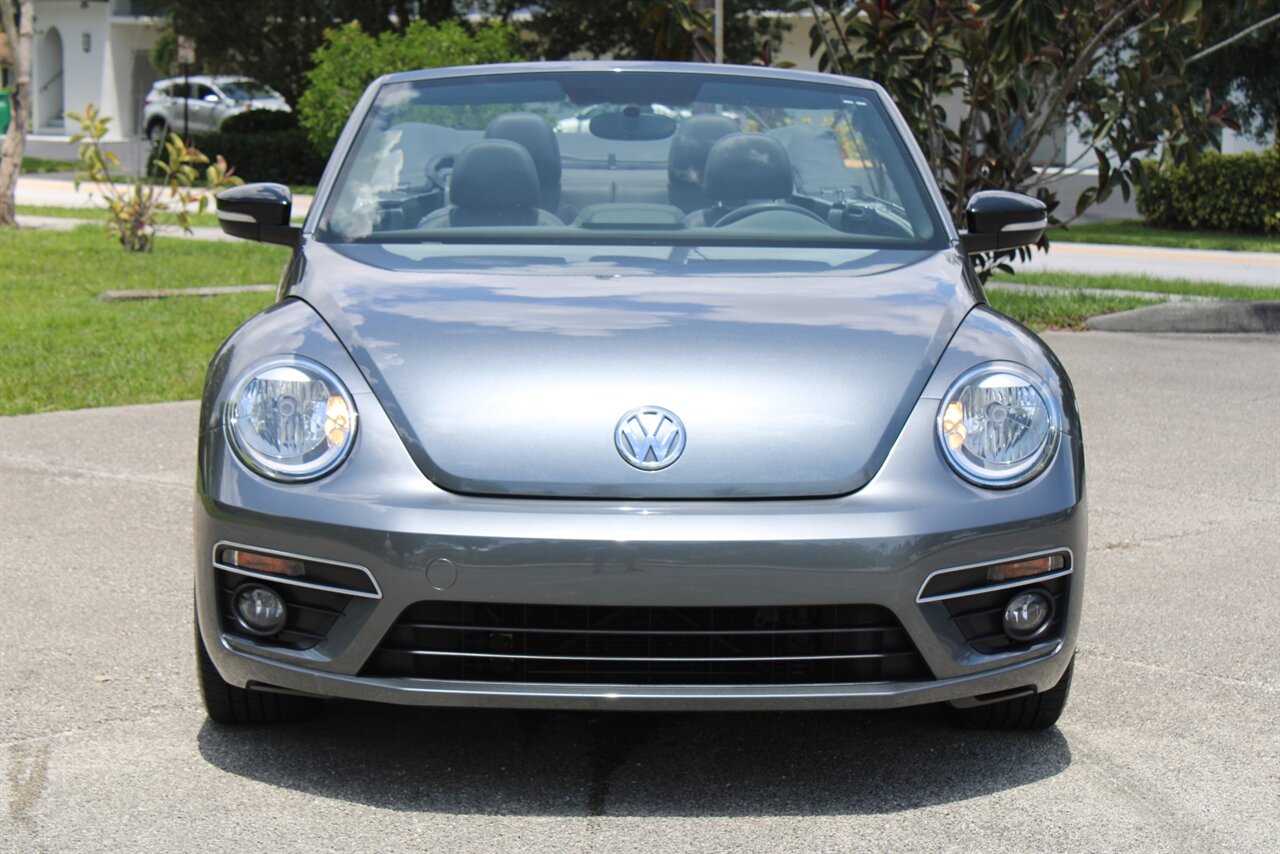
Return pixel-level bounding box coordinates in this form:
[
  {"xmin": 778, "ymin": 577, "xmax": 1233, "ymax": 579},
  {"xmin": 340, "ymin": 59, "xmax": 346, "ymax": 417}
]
[
  {"xmin": 219, "ymin": 79, "xmax": 280, "ymax": 101},
  {"xmin": 318, "ymin": 69, "xmax": 947, "ymax": 268}
]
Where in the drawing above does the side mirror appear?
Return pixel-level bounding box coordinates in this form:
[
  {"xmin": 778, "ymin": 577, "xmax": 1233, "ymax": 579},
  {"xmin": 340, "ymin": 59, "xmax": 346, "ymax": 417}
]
[
  {"xmin": 216, "ymin": 183, "xmax": 300, "ymax": 247},
  {"xmin": 203, "ymin": 93, "xmax": 221, "ymax": 103},
  {"xmin": 959, "ymin": 190, "xmax": 1047, "ymax": 255}
]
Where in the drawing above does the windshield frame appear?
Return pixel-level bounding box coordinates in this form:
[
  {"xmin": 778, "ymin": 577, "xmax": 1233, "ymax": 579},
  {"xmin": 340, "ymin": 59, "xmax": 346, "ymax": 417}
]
[{"xmin": 304, "ymin": 62, "xmax": 957, "ymax": 254}]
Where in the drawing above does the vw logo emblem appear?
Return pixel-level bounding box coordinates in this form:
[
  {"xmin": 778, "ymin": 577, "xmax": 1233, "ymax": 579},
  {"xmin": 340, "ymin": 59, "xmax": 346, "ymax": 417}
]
[{"xmin": 615, "ymin": 406, "xmax": 686, "ymax": 471}]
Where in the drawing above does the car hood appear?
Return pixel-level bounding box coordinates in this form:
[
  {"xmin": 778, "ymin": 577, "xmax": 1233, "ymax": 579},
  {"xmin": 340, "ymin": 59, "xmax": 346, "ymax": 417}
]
[{"xmin": 296, "ymin": 245, "xmax": 974, "ymax": 498}]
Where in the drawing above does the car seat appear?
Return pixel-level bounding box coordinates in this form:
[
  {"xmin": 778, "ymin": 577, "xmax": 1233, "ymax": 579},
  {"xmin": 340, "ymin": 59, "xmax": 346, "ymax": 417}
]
[
  {"xmin": 419, "ymin": 140, "xmax": 564, "ymax": 228},
  {"xmin": 666, "ymin": 114, "xmax": 739, "ymax": 213},
  {"xmin": 484, "ymin": 112, "xmax": 576, "ymax": 222},
  {"xmin": 686, "ymin": 133, "xmax": 795, "ymax": 227}
]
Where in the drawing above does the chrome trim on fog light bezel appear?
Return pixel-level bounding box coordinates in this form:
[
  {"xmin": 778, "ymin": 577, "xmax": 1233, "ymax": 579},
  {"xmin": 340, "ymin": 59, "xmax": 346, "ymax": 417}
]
[
  {"xmin": 212, "ymin": 540, "xmax": 383, "ymax": 599},
  {"xmin": 915, "ymin": 546, "xmax": 1073, "ymax": 604}
]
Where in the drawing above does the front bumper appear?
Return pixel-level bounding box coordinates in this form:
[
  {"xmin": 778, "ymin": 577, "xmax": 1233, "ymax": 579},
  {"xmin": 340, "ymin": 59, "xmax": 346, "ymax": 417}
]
[{"xmin": 195, "ymin": 384, "xmax": 1086, "ymax": 711}]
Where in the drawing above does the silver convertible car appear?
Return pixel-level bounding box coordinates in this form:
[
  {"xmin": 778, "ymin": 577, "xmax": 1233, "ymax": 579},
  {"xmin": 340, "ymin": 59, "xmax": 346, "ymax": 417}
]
[{"xmin": 198, "ymin": 62, "xmax": 1084, "ymax": 731}]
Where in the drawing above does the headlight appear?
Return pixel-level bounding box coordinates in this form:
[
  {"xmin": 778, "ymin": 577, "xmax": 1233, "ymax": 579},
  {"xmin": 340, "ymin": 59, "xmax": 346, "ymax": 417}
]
[
  {"xmin": 224, "ymin": 356, "xmax": 357, "ymax": 481},
  {"xmin": 936, "ymin": 362, "xmax": 1061, "ymax": 488}
]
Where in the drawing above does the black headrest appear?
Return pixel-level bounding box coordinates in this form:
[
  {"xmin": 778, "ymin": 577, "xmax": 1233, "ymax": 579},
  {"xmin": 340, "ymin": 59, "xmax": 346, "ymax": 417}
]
[
  {"xmin": 703, "ymin": 133, "xmax": 794, "ymax": 203},
  {"xmin": 449, "ymin": 140, "xmax": 540, "ymax": 211},
  {"xmin": 668, "ymin": 115, "xmax": 738, "ymax": 188},
  {"xmin": 486, "ymin": 112, "xmax": 561, "ymax": 209}
]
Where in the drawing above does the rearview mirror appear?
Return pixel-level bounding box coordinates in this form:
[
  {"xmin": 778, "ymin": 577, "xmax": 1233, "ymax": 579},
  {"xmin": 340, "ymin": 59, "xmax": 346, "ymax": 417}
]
[
  {"xmin": 589, "ymin": 107, "xmax": 676, "ymax": 141},
  {"xmin": 216, "ymin": 183, "xmax": 300, "ymax": 247},
  {"xmin": 959, "ymin": 191, "xmax": 1046, "ymax": 255}
]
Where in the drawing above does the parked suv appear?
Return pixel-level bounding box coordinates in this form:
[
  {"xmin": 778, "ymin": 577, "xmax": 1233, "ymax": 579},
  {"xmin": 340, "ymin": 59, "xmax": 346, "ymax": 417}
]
[{"xmin": 143, "ymin": 75, "xmax": 290, "ymax": 141}]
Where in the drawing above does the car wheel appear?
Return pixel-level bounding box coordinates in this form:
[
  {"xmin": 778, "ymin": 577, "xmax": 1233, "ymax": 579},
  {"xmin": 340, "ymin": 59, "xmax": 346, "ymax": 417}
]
[
  {"xmin": 146, "ymin": 120, "xmax": 168, "ymax": 144},
  {"xmin": 196, "ymin": 619, "xmax": 322, "ymax": 725},
  {"xmin": 952, "ymin": 655, "xmax": 1074, "ymax": 731}
]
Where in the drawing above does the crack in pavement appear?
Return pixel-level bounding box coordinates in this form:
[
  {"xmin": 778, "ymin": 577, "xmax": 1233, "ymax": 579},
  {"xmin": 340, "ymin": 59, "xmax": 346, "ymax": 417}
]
[{"xmin": 0, "ymin": 455, "xmax": 189, "ymax": 491}]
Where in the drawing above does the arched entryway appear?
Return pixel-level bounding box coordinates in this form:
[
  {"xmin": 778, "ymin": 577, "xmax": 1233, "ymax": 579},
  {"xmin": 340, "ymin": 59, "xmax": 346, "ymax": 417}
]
[{"xmin": 36, "ymin": 27, "xmax": 64, "ymax": 133}]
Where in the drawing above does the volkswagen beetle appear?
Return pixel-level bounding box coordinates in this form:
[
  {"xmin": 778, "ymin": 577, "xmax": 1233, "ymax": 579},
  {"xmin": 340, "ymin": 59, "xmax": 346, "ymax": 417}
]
[{"xmin": 197, "ymin": 62, "xmax": 1084, "ymax": 730}]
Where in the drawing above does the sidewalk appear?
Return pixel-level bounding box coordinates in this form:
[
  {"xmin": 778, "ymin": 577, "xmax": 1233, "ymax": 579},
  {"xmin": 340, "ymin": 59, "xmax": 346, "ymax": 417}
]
[
  {"xmin": 15, "ymin": 174, "xmax": 314, "ymax": 217},
  {"xmin": 1007, "ymin": 241, "xmax": 1278, "ymax": 287}
]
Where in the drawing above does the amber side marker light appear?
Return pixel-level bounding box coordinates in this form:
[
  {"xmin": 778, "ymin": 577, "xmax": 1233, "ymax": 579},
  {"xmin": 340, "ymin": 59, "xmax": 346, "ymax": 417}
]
[
  {"xmin": 986, "ymin": 553, "xmax": 1066, "ymax": 584},
  {"xmin": 221, "ymin": 548, "xmax": 306, "ymax": 578}
]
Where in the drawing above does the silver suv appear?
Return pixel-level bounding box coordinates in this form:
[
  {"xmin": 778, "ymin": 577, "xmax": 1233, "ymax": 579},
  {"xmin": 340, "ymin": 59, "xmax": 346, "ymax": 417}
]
[{"xmin": 143, "ymin": 75, "xmax": 290, "ymax": 140}]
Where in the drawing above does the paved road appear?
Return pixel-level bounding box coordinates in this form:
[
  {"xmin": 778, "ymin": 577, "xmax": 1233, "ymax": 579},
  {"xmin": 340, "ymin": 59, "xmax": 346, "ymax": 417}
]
[
  {"xmin": 1010, "ymin": 242, "xmax": 1280, "ymax": 287},
  {"xmin": 2, "ymin": 332, "xmax": 1278, "ymax": 851}
]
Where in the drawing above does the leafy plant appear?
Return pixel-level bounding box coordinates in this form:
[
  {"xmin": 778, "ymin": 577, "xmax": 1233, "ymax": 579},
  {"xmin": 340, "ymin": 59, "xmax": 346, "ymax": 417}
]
[
  {"xmin": 297, "ymin": 19, "xmax": 522, "ymax": 153},
  {"xmin": 67, "ymin": 104, "xmax": 243, "ymax": 252},
  {"xmin": 807, "ymin": 0, "xmax": 1235, "ymax": 273},
  {"xmin": 1137, "ymin": 147, "xmax": 1280, "ymax": 234}
]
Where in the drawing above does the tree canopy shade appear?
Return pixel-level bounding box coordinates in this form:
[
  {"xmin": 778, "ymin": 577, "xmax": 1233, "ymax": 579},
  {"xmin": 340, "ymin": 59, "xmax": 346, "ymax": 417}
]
[{"xmin": 807, "ymin": 0, "xmax": 1244, "ymax": 245}]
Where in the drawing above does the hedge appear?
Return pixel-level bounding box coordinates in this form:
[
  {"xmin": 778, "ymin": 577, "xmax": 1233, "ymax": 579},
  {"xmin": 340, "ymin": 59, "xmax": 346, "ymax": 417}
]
[
  {"xmin": 1137, "ymin": 148, "xmax": 1280, "ymax": 234},
  {"xmin": 162, "ymin": 110, "xmax": 331, "ymax": 186}
]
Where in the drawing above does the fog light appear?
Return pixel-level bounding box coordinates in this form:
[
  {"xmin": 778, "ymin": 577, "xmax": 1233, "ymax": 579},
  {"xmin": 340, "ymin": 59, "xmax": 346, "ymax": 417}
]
[
  {"xmin": 1002, "ymin": 590, "xmax": 1053, "ymax": 640},
  {"xmin": 233, "ymin": 583, "xmax": 287, "ymax": 636}
]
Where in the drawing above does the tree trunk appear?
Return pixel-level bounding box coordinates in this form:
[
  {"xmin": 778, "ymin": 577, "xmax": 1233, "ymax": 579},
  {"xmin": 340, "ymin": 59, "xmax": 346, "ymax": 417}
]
[{"xmin": 0, "ymin": 0, "xmax": 33, "ymax": 228}]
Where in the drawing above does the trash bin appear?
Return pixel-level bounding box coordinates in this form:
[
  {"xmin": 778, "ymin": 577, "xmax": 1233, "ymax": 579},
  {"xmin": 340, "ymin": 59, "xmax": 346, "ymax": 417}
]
[{"xmin": 0, "ymin": 90, "xmax": 10, "ymax": 134}]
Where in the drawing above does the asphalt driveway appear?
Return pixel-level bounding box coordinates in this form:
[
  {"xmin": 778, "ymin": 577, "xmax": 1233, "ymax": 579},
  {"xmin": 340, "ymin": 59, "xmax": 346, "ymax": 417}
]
[{"xmin": 1, "ymin": 331, "xmax": 1277, "ymax": 851}]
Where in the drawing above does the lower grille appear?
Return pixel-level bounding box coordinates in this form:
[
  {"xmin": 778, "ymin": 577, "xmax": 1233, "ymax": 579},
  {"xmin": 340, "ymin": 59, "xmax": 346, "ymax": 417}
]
[{"xmin": 362, "ymin": 602, "xmax": 932, "ymax": 685}]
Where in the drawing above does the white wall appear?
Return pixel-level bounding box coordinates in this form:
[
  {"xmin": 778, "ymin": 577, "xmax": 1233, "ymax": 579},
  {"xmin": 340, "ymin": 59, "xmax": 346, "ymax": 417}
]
[{"xmin": 30, "ymin": 0, "xmax": 160, "ymax": 139}]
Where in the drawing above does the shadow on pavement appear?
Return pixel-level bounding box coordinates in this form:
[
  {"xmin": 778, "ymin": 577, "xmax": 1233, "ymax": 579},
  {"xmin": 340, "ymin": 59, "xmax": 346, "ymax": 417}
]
[{"xmin": 197, "ymin": 701, "xmax": 1070, "ymax": 816}]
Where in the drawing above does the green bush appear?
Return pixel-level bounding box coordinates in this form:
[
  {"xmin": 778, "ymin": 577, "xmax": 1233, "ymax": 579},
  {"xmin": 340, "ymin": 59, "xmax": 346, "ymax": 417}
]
[
  {"xmin": 297, "ymin": 19, "xmax": 522, "ymax": 153},
  {"xmin": 1137, "ymin": 148, "xmax": 1280, "ymax": 234},
  {"xmin": 219, "ymin": 108, "xmax": 300, "ymax": 135},
  {"xmin": 188, "ymin": 126, "xmax": 329, "ymax": 186}
]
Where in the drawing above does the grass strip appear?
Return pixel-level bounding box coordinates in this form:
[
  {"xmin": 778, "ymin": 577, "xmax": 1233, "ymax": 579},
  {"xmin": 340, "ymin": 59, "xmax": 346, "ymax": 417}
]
[
  {"xmin": 1048, "ymin": 220, "xmax": 1279, "ymax": 253},
  {"xmin": 20, "ymin": 156, "xmax": 80, "ymax": 174},
  {"xmin": 989, "ymin": 271, "xmax": 1280, "ymax": 301},
  {"xmin": 986, "ymin": 290, "xmax": 1157, "ymax": 332},
  {"xmin": 0, "ymin": 226, "xmax": 288, "ymax": 415}
]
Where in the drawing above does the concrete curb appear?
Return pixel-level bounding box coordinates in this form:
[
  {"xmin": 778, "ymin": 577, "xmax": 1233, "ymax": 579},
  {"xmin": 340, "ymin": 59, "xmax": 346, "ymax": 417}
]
[{"xmin": 1086, "ymin": 300, "xmax": 1280, "ymax": 333}]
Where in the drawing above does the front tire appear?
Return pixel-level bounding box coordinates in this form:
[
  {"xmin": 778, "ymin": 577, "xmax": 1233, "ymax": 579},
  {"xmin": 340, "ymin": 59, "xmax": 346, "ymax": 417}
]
[
  {"xmin": 196, "ymin": 621, "xmax": 322, "ymax": 724},
  {"xmin": 952, "ymin": 655, "xmax": 1074, "ymax": 731}
]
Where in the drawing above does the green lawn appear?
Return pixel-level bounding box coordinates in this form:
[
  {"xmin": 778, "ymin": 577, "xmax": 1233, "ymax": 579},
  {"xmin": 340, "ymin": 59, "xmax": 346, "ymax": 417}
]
[
  {"xmin": 986, "ymin": 289, "xmax": 1157, "ymax": 331},
  {"xmin": 20, "ymin": 156, "xmax": 80, "ymax": 174},
  {"xmin": 1048, "ymin": 220, "xmax": 1279, "ymax": 253},
  {"xmin": 989, "ymin": 271, "xmax": 1280, "ymax": 302},
  {"xmin": 0, "ymin": 225, "xmax": 287, "ymax": 415},
  {"xmin": 0, "ymin": 223, "xmax": 1259, "ymax": 414}
]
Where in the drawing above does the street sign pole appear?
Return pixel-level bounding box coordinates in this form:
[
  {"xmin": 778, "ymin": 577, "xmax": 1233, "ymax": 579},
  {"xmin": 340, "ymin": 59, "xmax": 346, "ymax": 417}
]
[{"xmin": 176, "ymin": 36, "xmax": 196, "ymax": 140}]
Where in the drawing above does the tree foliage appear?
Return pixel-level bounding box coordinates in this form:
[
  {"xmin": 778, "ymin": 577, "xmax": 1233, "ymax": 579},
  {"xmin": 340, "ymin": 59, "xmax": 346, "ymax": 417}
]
[
  {"xmin": 808, "ymin": 0, "xmax": 1236, "ymax": 247},
  {"xmin": 296, "ymin": 20, "xmax": 521, "ymax": 153},
  {"xmin": 159, "ymin": 1, "xmax": 472, "ymax": 106},
  {"xmin": 491, "ymin": 1, "xmax": 788, "ymax": 65},
  {"xmin": 1182, "ymin": 3, "xmax": 1280, "ymax": 141}
]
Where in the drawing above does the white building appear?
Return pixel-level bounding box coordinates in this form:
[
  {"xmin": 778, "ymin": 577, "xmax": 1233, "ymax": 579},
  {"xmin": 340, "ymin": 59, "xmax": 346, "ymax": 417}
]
[{"xmin": 28, "ymin": 0, "xmax": 164, "ymax": 140}]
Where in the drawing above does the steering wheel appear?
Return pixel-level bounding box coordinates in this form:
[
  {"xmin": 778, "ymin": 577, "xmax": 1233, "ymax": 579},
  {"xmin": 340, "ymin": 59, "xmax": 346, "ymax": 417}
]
[
  {"xmin": 426, "ymin": 154, "xmax": 455, "ymax": 191},
  {"xmin": 713, "ymin": 202, "xmax": 828, "ymax": 228}
]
